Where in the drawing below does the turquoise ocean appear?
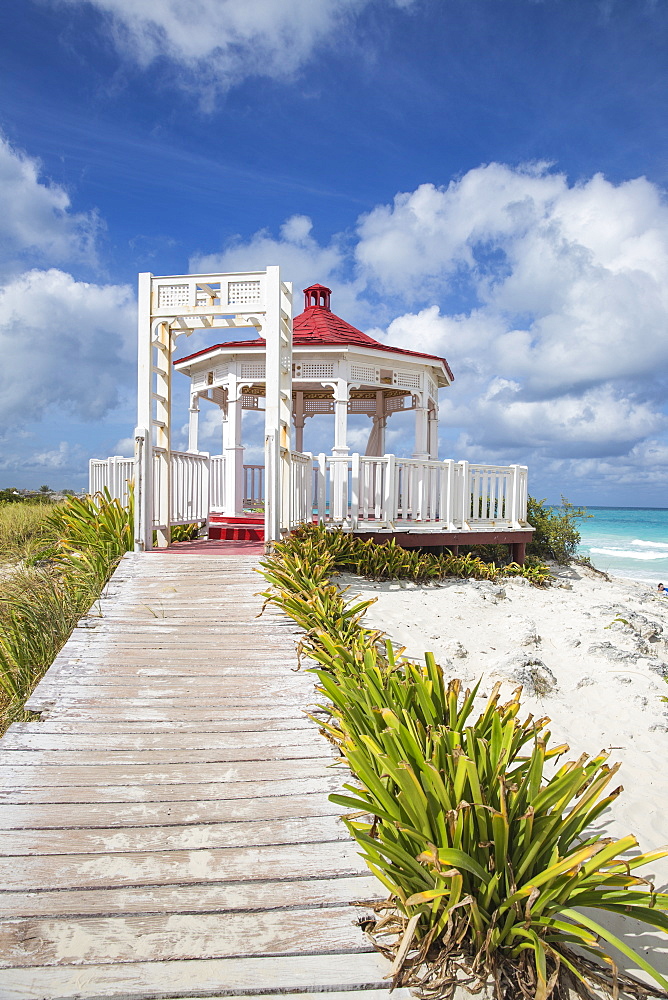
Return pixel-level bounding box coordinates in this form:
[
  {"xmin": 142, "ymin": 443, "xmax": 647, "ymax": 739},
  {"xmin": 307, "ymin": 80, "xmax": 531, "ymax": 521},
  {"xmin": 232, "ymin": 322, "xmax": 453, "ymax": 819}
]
[{"xmin": 575, "ymin": 506, "xmax": 668, "ymax": 585}]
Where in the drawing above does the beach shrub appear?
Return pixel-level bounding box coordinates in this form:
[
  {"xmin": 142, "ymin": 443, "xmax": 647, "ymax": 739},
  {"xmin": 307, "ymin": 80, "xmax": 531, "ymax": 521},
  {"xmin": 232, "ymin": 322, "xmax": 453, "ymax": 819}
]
[
  {"xmin": 259, "ymin": 540, "xmax": 668, "ymax": 1000},
  {"xmin": 0, "ymin": 500, "xmax": 59, "ymax": 563},
  {"xmin": 282, "ymin": 522, "xmax": 550, "ymax": 586},
  {"xmin": 527, "ymin": 496, "xmax": 590, "ymax": 565},
  {"xmin": 0, "ymin": 490, "xmax": 134, "ymax": 732}
]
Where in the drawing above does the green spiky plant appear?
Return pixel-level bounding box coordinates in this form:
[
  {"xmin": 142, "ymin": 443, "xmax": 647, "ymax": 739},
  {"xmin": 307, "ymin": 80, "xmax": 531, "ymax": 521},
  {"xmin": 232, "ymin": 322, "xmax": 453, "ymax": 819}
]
[{"xmin": 259, "ymin": 534, "xmax": 668, "ymax": 1000}]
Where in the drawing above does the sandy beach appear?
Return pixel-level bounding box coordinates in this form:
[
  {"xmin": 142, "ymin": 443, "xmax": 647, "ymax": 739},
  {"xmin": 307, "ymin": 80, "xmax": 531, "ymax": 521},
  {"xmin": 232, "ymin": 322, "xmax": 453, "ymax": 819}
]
[{"xmin": 338, "ymin": 563, "xmax": 668, "ymax": 983}]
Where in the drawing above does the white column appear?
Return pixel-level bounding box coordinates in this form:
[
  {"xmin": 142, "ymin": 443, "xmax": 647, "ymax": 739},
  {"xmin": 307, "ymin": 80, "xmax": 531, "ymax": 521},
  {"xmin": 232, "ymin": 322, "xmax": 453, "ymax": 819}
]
[
  {"xmin": 333, "ymin": 378, "xmax": 349, "ymax": 456},
  {"xmin": 134, "ymin": 272, "xmax": 153, "ymax": 551},
  {"xmin": 294, "ymin": 390, "xmax": 305, "ymax": 453},
  {"xmin": 413, "ymin": 391, "xmax": 429, "ymax": 460},
  {"xmin": 428, "ymin": 402, "xmax": 439, "ymax": 460},
  {"xmin": 188, "ymin": 393, "xmax": 200, "ymax": 453},
  {"xmin": 223, "ymin": 375, "xmax": 244, "ymax": 516},
  {"xmin": 264, "ymin": 267, "xmax": 293, "ymax": 544}
]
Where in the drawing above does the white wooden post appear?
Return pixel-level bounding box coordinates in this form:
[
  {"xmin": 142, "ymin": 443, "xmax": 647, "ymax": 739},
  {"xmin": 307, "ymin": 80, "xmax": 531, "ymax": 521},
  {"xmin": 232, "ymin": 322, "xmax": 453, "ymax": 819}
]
[
  {"xmin": 264, "ymin": 267, "xmax": 293, "ymax": 546},
  {"xmin": 223, "ymin": 374, "xmax": 244, "ymax": 517},
  {"xmin": 413, "ymin": 391, "xmax": 429, "ymax": 460},
  {"xmin": 294, "ymin": 390, "xmax": 305, "ymax": 453},
  {"xmin": 459, "ymin": 459, "xmax": 471, "ymax": 530},
  {"xmin": 333, "ymin": 378, "xmax": 349, "ymax": 456},
  {"xmin": 509, "ymin": 464, "xmax": 522, "ymax": 528},
  {"xmin": 383, "ymin": 454, "xmax": 397, "ymax": 526},
  {"xmin": 428, "ymin": 403, "xmax": 439, "ymax": 460},
  {"xmin": 188, "ymin": 394, "xmax": 200, "ymax": 453},
  {"xmin": 134, "ymin": 272, "xmax": 153, "ymax": 551},
  {"xmin": 350, "ymin": 452, "xmax": 360, "ymax": 530},
  {"xmin": 317, "ymin": 453, "xmax": 327, "ymax": 522}
]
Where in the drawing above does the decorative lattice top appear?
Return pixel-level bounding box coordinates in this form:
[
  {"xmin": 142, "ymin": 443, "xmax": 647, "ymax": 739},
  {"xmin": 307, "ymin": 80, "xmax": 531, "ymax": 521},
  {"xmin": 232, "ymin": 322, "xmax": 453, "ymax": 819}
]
[
  {"xmin": 294, "ymin": 362, "xmax": 335, "ymax": 379},
  {"xmin": 157, "ymin": 284, "xmax": 190, "ymax": 309},
  {"xmin": 241, "ymin": 363, "xmax": 266, "ymax": 378},
  {"xmin": 394, "ymin": 370, "xmax": 422, "ymax": 389},
  {"xmin": 350, "ymin": 364, "xmax": 378, "ymax": 383},
  {"xmin": 228, "ymin": 280, "xmax": 261, "ymax": 306}
]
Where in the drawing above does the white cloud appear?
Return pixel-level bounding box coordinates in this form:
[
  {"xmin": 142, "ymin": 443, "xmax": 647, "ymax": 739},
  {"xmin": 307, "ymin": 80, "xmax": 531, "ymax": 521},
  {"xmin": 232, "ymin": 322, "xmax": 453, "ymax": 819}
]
[
  {"xmin": 0, "ymin": 136, "xmax": 100, "ymax": 277},
  {"xmin": 190, "ymin": 213, "xmax": 366, "ymax": 321},
  {"xmin": 54, "ymin": 0, "xmax": 414, "ymax": 99},
  {"xmin": 0, "ymin": 268, "xmax": 135, "ymax": 427}
]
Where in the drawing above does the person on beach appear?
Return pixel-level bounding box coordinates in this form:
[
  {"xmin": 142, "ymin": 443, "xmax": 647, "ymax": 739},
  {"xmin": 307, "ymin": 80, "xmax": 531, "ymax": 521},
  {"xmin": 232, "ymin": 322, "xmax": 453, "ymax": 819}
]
[{"xmin": 658, "ymin": 583, "xmax": 667, "ymax": 594}]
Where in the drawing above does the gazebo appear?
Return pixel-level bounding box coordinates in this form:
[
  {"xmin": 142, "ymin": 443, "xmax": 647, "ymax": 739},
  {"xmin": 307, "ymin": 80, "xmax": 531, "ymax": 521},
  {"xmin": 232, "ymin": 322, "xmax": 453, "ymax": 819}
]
[
  {"xmin": 174, "ymin": 284, "xmax": 454, "ymax": 518},
  {"xmin": 89, "ymin": 265, "xmax": 531, "ymax": 558}
]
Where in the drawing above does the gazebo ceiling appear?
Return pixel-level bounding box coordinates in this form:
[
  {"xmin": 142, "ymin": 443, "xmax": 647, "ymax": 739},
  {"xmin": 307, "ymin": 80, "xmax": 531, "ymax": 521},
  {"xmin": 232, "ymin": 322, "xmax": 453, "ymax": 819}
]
[{"xmin": 175, "ymin": 284, "xmax": 454, "ymax": 382}]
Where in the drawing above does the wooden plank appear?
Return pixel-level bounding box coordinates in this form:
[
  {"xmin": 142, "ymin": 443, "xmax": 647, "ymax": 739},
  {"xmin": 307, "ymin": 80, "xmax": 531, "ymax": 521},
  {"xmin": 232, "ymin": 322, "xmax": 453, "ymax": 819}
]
[
  {"xmin": 0, "ymin": 757, "xmax": 336, "ymax": 787},
  {"xmin": 0, "ymin": 950, "xmax": 394, "ymax": 999},
  {"xmin": 0, "ymin": 874, "xmax": 381, "ymax": 919},
  {"xmin": 0, "ymin": 773, "xmax": 343, "ymax": 805},
  {"xmin": 39, "ymin": 708, "xmax": 323, "ymax": 722},
  {"xmin": 0, "ymin": 791, "xmax": 343, "ymax": 831},
  {"xmin": 0, "ymin": 747, "xmax": 331, "ymax": 768},
  {"xmin": 0, "ymin": 905, "xmax": 374, "ymax": 967},
  {"xmin": 0, "ymin": 814, "xmax": 349, "ymax": 856},
  {"xmin": 0, "ymin": 840, "xmax": 365, "ymax": 891},
  {"xmin": 1, "ymin": 729, "xmax": 324, "ymax": 752},
  {"xmin": 4, "ymin": 718, "xmax": 313, "ymax": 734}
]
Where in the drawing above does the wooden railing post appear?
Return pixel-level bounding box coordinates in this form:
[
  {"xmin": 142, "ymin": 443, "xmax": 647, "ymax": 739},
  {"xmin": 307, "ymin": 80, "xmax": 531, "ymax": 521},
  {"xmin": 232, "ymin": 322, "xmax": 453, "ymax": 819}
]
[
  {"xmin": 383, "ymin": 454, "xmax": 397, "ymax": 526},
  {"xmin": 459, "ymin": 460, "xmax": 470, "ymax": 530},
  {"xmin": 350, "ymin": 452, "xmax": 360, "ymax": 530},
  {"xmin": 317, "ymin": 453, "xmax": 327, "ymax": 522}
]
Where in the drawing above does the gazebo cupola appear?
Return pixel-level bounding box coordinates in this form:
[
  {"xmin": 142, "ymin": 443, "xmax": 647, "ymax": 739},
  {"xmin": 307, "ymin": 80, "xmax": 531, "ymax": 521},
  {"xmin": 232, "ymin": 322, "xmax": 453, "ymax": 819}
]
[{"xmin": 174, "ymin": 283, "xmax": 454, "ymax": 514}]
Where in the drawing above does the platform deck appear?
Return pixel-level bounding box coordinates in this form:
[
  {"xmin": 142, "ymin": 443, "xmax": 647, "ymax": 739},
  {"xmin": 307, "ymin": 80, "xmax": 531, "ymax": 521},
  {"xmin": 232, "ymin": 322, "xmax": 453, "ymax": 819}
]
[{"xmin": 0, "ymin": 552, "xmax": 406, "ymax": 1000}]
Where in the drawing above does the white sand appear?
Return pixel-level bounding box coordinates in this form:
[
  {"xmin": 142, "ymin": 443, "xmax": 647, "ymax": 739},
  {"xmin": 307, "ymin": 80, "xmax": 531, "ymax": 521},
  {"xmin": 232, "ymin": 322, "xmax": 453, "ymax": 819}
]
[{"xmin": 337, "ymin": 563, "xmax": 668, "ymax": 983}]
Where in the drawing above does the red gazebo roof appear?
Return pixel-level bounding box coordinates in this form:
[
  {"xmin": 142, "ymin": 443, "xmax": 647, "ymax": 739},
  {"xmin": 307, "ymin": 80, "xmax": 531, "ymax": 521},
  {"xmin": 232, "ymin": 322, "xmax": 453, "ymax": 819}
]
[{"xmin": 175, "ymin": 284, "xmax": 454, "ymax": 380}]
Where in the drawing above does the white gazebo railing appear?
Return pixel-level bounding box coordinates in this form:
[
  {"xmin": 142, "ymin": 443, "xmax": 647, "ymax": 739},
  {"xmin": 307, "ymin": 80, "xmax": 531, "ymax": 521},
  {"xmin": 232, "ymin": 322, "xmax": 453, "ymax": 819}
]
[
  {"xmin": 312, "ymin": 455, "xmax": 528, "ymax": 531},
  {"xmin": 90, "ymin": 450, "xmax": 528, "ymax": 535}
]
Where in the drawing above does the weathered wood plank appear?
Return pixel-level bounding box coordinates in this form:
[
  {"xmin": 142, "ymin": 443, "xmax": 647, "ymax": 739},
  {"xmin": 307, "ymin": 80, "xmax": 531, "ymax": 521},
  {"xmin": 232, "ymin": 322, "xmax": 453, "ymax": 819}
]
[
  {"xmin": 0, "ymin": 950, "xmax": 394, "ymax": 999},
  {"xmin": 0, "ymin": 814, "xmax": 349, "ymax": 856},
  {"xmin": 5, "ymin": 718, "xmax": 313, "ymax": 734},
  {"xmin": 0, "ymin": 791, "xmax": 342, "ymax": 831},
  {"xmin": 0, "ymin": 905, "xmax": 374, "ymax": 967},
  {"xmin": 0, "ymin": 757, "xmax": 336, "ymax": 787},
  {"xmin": 0, "ymin": 840, "xmax": 365, "ymax": 891},
  {"xmin": 1, "ymin": 729, "xmax": 324, "ymax": 752},
  {"xmin": 0, "ymin": 773, "xmax": 343, "ymax": 805},
  {"xmin": 0, "ymin": 874, "xmax": 381, "ymax": 919}
]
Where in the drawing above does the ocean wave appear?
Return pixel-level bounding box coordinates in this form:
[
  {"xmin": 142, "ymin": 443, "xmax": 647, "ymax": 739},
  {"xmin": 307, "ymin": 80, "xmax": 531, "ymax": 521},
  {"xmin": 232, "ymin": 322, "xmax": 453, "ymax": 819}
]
[
  {"xmin": 590, "ymin": 546, "xmax": 668, "ymax": 561},
  {"xmin": 631, "ymin": 538, "xmax": 668, "ymax": 549}
]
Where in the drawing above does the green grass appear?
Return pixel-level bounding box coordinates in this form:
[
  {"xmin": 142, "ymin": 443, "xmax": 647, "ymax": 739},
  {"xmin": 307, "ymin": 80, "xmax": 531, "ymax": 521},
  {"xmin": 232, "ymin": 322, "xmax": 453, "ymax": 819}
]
[
  {"xmin": 0, "ymin": 500, "xmax": 59, "ymax": 565},
  {"xmin": 0, "ymin": 490, "xmax": 133, "ymax": 735}
]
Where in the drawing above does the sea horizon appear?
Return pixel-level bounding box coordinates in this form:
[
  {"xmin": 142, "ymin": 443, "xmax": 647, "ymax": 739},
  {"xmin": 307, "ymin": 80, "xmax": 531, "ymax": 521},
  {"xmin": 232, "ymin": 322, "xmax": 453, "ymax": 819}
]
[{"xmin": 572, "ymin": 504, "xmax": 668, "ymax": 586}]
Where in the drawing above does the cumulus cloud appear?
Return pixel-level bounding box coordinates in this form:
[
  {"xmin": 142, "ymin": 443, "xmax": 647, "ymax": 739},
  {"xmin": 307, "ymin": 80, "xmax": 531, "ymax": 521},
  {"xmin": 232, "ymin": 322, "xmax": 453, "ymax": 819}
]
[
  {"xmin": 0, "ymin": 136, "xmax": 100, "ymax": 277},
  {"xmin": 0, "ymin": 268, "xmax": 135, "ymax": 427},
  {"xmin": 354, "ymin": 164, "xmax": 668, "ymax": 484},
  {"xmin": 54, "ymin": 0, "xmax": 414, "ymax": 99},
  {"xmin": 190, "ymin": 213, "xmax": 366, "ymax": 321}
]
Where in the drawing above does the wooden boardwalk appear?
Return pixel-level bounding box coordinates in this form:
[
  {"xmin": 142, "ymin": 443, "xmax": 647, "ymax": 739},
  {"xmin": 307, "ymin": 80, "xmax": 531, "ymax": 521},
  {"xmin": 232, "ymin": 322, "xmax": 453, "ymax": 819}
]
[{"xmin": 0, "ymin": 552, "xmax": 406, "ymax": 1000}]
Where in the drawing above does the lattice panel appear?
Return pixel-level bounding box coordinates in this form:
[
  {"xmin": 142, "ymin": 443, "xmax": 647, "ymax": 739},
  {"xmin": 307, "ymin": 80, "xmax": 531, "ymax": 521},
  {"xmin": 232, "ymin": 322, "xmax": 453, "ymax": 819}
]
[
  {"xmin": 350, "ymin": 364, "xmax": 378, "ymax": 382},
  {"xmin": 211, "ymin": 387, "xmax": 226, "ymax": 406},
  {"xmin": 241, "ymin": 394, "xmax": 260, "ymax": 409},
  {"xmin": 386, "ymin": 396, "xmax": 406, "ymax": 412},
  {"xmin": 349, "ymin": 398, "xmax": 377, "ymax": 413},
  {"xmin": 294, "ymin": 362, "xmax": 335, "ymax": 379},
  {"xmin": 393, "ymin": 370, "xmax": 422, "ymax": 389},
  {"xmin": 305, "ymin": 399, "xmax": 334, "ymax": 413},
  {"xmin": 228, "ymin": 280, "xmax": 261, "ymax": 306},
  {"xmin": 427, "ymin": 377, "xmax": 438, "ymax": 400},
  {"xmin": 157, "ymin": 284, "xmax": 190, "ymax": 309},
  {"xmin": 241, "ymin": 363, "xmax": 266, "ymax": 378}
]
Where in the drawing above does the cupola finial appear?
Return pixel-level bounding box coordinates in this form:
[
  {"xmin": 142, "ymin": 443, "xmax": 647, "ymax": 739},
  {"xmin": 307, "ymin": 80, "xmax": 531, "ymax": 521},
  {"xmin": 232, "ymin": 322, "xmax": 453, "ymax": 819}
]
[{"xmin": 303, "ymin": 283, "xmax": 331, "ymax": 311}]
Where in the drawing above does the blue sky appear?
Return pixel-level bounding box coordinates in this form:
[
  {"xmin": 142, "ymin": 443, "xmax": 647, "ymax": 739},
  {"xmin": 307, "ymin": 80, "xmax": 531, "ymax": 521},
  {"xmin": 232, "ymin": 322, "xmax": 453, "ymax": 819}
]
[{"xmin": 1, "ymin": 0, "xmax": 667, "ymax": 504}]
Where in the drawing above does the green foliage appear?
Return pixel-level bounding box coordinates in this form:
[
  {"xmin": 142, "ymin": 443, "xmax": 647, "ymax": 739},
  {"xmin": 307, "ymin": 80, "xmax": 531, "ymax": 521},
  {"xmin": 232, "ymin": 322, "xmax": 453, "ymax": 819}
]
[
  {"xmin": 259, "ymin": 535, "xmax": 668, "ymax": 999},
  {"xmin": 279, "ymin": 522, "xmax": 551, "ymax": 586},
  {"xmin": 169, "ymin": 522, "xmax": 201, "ymax": 542},
  {"xmin": 0, "ymin": 501, "xmax": 59, "ymax": 563},
  {"xmin": 0, "ymin": 489, "xmax": 134, "ymax": 731},
  {"xmin": 527, "ymin": 496, "xmax": 591, "ymax": 565}
]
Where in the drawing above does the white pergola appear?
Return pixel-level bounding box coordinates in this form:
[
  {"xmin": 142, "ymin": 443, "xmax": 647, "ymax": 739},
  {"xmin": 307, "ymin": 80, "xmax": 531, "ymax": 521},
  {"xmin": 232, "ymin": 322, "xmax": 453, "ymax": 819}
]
[
  {"xmin": 173, "ymin": 283, "xmax": 453, "ymax": 519},
  {"xmin": 134, "ymin": 266, "xmax": 292, "ymax": 550}
]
